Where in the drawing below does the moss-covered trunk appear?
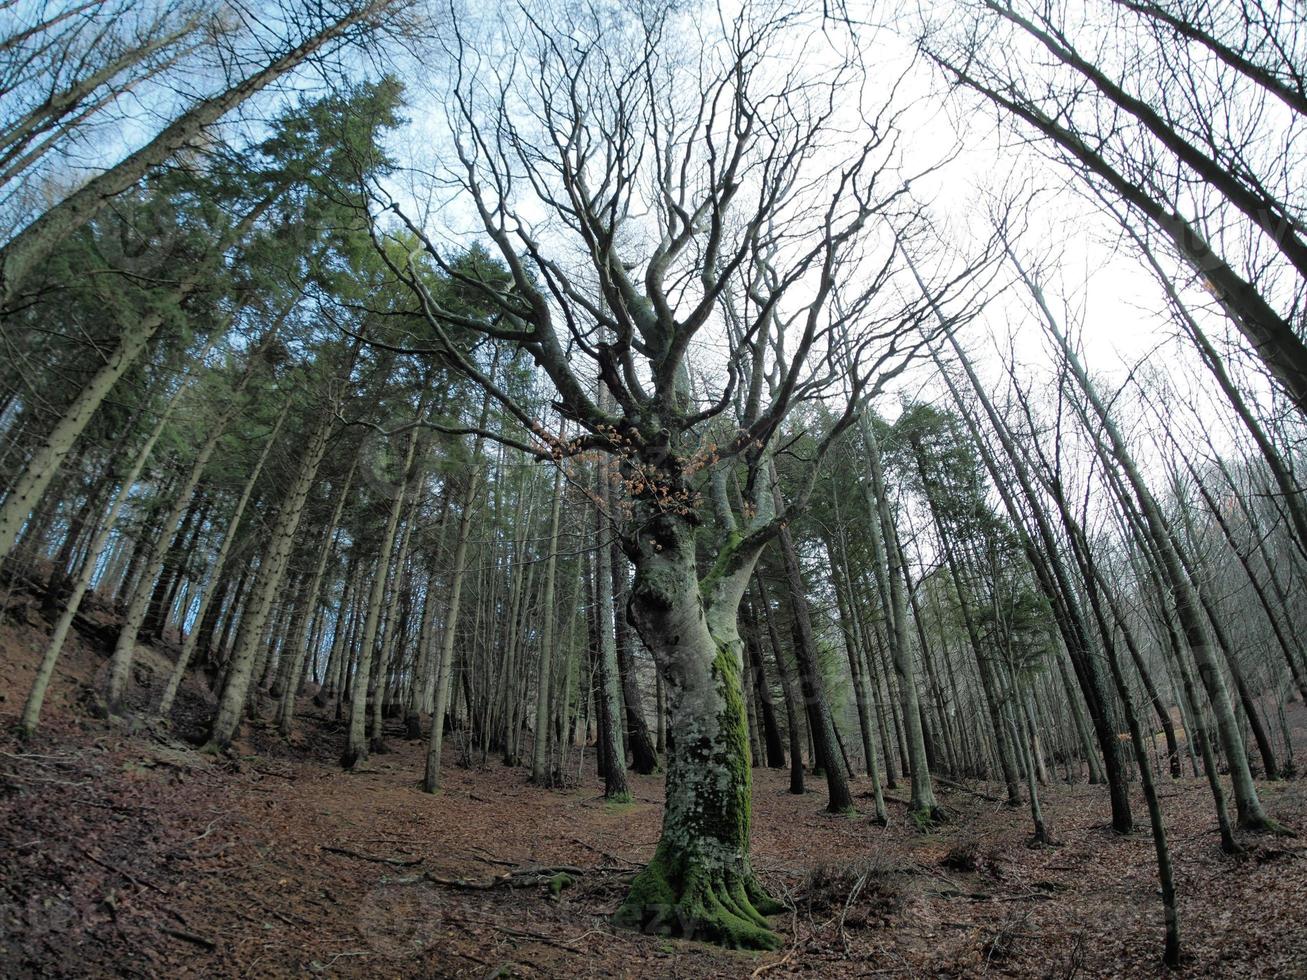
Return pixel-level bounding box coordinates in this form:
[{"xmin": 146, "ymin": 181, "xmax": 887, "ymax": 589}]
[{"xmin": 615, "ymin": 506, "xmax": 782, "ymax": 949}]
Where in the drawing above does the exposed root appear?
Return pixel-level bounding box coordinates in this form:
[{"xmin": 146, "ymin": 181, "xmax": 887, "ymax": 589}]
[
  {"xmin": 909, "ymin": 805, "xmax": 949, "ymax": 832},
  {"xmin": 614, "ymin": 850, "xmax": 783, "ymax": 950},
  {"xmin": 1239, "ymin": 815, "xmax": 1298, "ymax": 838}
]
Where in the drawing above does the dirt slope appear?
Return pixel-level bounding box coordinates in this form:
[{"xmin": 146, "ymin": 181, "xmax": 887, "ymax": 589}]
[{"xmin": 2, "ymin": 608, "xmax": 1306, "ymax": 978}]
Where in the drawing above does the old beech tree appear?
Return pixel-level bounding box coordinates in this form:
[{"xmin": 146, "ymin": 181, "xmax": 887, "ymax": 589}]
[{"xmin": 369, "ymin": 5, "xmax": 941, "ymax": 947}]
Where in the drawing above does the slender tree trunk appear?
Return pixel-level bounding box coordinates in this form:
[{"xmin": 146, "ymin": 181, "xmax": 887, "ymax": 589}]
[
  {"xmin": 827, "ymin": 533, "xmax": 887, "ymax": 822},
  {"xmin": 19, "ymin": 367, "xmax": 191, "ymax": 732},
  {"xmin": 593, "ymin": 468, "xmax": 629, "ymax": 799},
  {"xmin": 1030, "ymin": 268, "xmax": 1271, "ymax": 828},
  {"xmin": 1057, "ymin": 646, "xmax": 1102, "ymax": 782},
  {"xmin": 918, "ymin": 473, "xmax": 1023, "ymax": 806},
  {"xmin": 318, "ymin": 551, "xmax": 361, "ymax": 708},
  {"xmin": 204, "ymin": 402, "xmax": 335, "ymax": 752},
  {"xmin": 531, "ymin": 466, "xmax": 564, "ymax": 784},
  {"xmin": 776, "ymin": 519, "xmax": 853, "ymax": 813},
  {"xmin": 343, "ymin": 425, "xmax": 421, "ymax": 768},
  {"xmin": 107, "ymin": 352, "xmax": 258, "ymax": 709},
  {"xmin": 946, "ymin": 58, "xmax": 1307, "ymax": 413},
  {"xmin": 929, "ymin": 306, "xmax": 1132, "ymax": 828},
  {"xmin": 0, "ymin": 312, "xmax": 164, "ymax": 561},
  {"xmin": 1186, "ymin": 456, "xmax": 1307, "ymax": 703},
  {"xmin": 277, "ymin": 457, "xmax": 356, "ymax": 735},
  {"xmin": 140, "ymin": 495, "xmax": 202, "ymax": 640},
  {"xmin": 422, "ymin": 435, "xmax": 485, "ymax": 792},
  {"xmin": 743, "ymin": 611, "xmax": 785, "ymax": 769},
  {"xmin": 756, "ymin": 576, "xmax": 805, "ymax": 795},
  {"xmin": 1103, "ymin": 603, "xmax": 1183, "ymax": 966},
  {"xmin": 613, "ymin": 540, "xmax": 658, "ymax": 775},
  {"xmin": 0, "ymin": 0, "xmax": 393, "ymax": 307},
  {"xmin": 156, "ymin": 398, "xmax": 291, "ymax": 718},
  {"xmin": 371, "ymin": 489, "xmax": 421, "ymax": 754},
  {"xmin": 1136, "ymin": 237, "xmax": 1307, "ymax": 561},
  {"xmin": 869, "ymin": 424, "xmax": 937, "ymax": 818}
]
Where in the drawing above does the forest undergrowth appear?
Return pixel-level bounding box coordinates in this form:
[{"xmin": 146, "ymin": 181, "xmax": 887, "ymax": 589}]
[{"xmin": 2, "ymin": 581, "xmax": 1304, "ymax": 979}]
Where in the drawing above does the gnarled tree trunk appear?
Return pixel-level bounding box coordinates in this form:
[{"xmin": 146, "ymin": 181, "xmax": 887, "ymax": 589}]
[{"xmin": 615, "ymin": 503, "xmax": 783, "ymax": 950}]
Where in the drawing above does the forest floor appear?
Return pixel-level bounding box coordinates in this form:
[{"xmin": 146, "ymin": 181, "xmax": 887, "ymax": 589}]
[{"xmin": 2, "ymin": 592, "xmax": 1307, "ymax": 978}]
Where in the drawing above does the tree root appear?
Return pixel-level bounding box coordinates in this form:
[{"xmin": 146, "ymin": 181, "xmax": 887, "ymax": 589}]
[
  {"xmin": 614, "ymin": 852, "xmax": 784, "ymax": 950},
  {"xmin": 909, "ymin": 805, "xmax": 950, "ymax": 832},
  {"xmin": 1238, "ymin": 816, "xmax": 1298, "ymax": 838}
]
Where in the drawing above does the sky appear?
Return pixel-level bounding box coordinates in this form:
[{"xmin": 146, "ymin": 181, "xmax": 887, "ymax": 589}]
[
  {"xmin": 4, "ymin": 0, "xmax": 1297, "ymax": 473},
  {"xmin": 378, "ymin": 0, "xmax": 1235, "ymax": 385}
]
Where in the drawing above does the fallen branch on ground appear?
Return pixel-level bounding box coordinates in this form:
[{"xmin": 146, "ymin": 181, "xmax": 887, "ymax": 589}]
[
  {"xmin": 936, "ymin": 777, "xmax": 1008, "ymax": 804},
  {"xmin": 422, "ymin": 864, "xmax": 589, "ymax": 890},
  {"xmin": 321, "ymin": 845, "xmax": 422, "ymax": 866},
  {"xmin": 161, "ymin": 926, "xmax": 216, "ymax": 949}
]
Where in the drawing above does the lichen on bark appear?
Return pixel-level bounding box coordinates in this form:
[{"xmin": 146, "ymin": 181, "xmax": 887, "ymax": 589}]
[{"xmin": 614, "ymin": 634, "xmax": 783, "ymax": 950}]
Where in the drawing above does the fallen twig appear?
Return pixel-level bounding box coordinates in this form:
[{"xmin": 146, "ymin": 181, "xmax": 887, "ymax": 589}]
[
  {"xmin": 321, "ymin": 845, "xmax": 422, "ymax": 867},
  {"xmin": 83, "ymin": 850, "xmax": 167, "ymax": 894},
  {"xmin": 567, "ymin": 837, "xmax": 639, "ymax": 866},
  {"xmin": 931, "ymin": 887, "xmax": 1055, "ymax": 903},
  {"xmin": 161, "ymin": 926, "xmax": 216, "ymax": 950},
  {"xmin": 936, "ymin": 776, "xmax": 1007, "ymax": 804},
  {"xmin": 252, "ymin": 767, "xmax": 296, "ymax": 781},
  {"xmin": 498, "ymin": 926, "xmax": 586, "ymax": 953},
  {"xmin": 188, "ymin": 818, "xmax": 221, "ymax": 843}
]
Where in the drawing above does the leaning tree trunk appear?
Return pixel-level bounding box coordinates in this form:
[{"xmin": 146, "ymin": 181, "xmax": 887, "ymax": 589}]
[
  {"xmin": 1175, "ymin": 510, "xmax": 1280, "ymax": 780},
  {"xmin": 204, "ymin": 405, "xmax": 334, "ymax": 752},
  {"xmin": 0, "ymin": 0, "xmax": 393, "ymax": 308},
  {"xmin": 930, "ymin": 330, "xmax": 1129, "ymax": 823},
  {"xmin": 923, "ymin": 487, "xmax": 1024, "ymax": 807},
  {"xmin": 755, "ymin": 578, "xmax": 806, "ymax": 794},
  {"xmin": 866, "ymin": 420, "xmax": 938, "ymax": 819},
  {"xmin": 0, "ymin": 174, "xmax": 292, "ymax": 564},
  {"xmin": 771, "ymin": 481, "xmax": 853, "ymax": 813},
  {"xmin": 1103, "ymin": 602, "xmax": 1183, "ymax": 966},
  {"xmin": 20, "ymin": 365, "xmax": 192, "ymax": 733},
  {"xmin": 1186, "ymin": 454, "xmax": 1307, "ymax": 703},
  {"xmin": 106, "ymin": 354, "xmax": 256, "ymax": 709},
  {"xmin": 615, "ymin": 501, "xmax": 784, "ymax": 950},
  {"xmin": 1035, "ymin": 283, "xmax": 1272, "ymax": 830},
  {"xmin": 1138, "ymin": 238, "xmax": 1307, "ymax": 562},
  {"xmin": 276, "ymin": 456, "xmax": 356, "ymax": 735},
  {"xmin": 155, "ymin": 397, "xmax": 291, "ymax": 719},
  {"xmin": 1056, "ymin": 646, "xmax": 1103, "ymax": 782},
  {"xmin": 0, "ymin": 309, "xmax": 166, "ymax": 561}
]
